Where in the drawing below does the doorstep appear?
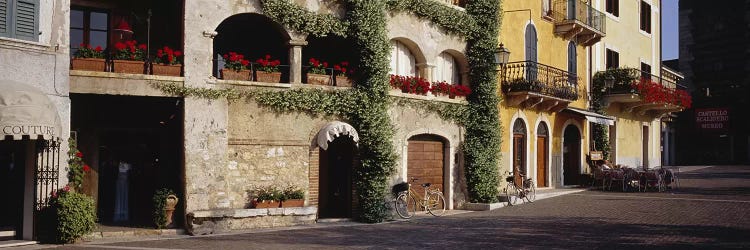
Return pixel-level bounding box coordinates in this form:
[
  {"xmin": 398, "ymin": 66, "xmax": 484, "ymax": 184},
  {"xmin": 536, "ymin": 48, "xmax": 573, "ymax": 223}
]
[{"xmin": 0, "ymin": 240, "xmax": 37, "ymax": 248}]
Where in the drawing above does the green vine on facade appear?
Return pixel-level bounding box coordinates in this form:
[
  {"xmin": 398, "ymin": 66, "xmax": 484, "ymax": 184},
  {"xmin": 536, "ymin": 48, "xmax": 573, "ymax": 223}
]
[
  {"xmin": 391, "ymin": 97, "xmax": 468, "ymax": 124},
  {"xmin": 260, "ymin": 0, "xmax": 349, "ymax": 37},
  {"xmin": 149, "ymin": 82, "xmax": 241, "ymax": 100},
  {"xmin": 386, "ymin": 0, "xmax": 478, "ymax": 38},
  {"xmin": 463, "ymin": 0, "xmax": 502, "ymax": 203}
]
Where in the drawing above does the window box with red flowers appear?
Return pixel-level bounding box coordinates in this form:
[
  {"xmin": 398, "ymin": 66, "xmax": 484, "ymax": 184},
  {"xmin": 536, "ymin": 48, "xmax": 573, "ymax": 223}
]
[
  {"xmin": 333, "ymin": 61, "xmax": 354, "ymax": 87},
  {"xmin": 254, "ymin": 55, "xmax": 282, "ymax": 83},
  {"xmin": 71, "ymin": 43, "xmax": 105, "ymax": 71},
  {"xmin": 431, "ymin": 81, "xmax": 472, "ymax": 99},
  {"xmin": 220, "ymin": 52, "xmax": 251, "ymax": 81},
  {"xmin": 390, "ymin": 75, "xmax": 430, "ymax": 95},
  {"xmin": 632, "ymin": 79, "xmax": 692, "ymax": 108},
  {"xmin": 152, "ymin": 46, "xmax": 183, "ymax": 77},
  {"xmin": 112, "ymin": 40, "xmax": 147, "ymax": 74},
  {"xmin": 306, "ymin": 58, "xmax": 331, "ymax": 85}
]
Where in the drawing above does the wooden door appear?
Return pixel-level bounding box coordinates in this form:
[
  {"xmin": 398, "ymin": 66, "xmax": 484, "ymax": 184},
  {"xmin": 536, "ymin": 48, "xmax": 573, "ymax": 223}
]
[
  {"xmin": 319, "ymin": 138, "xmax": 354, "ymax": 218},
  {"xmin": 536, "ymin": 136, "xmax": 547, "ymax": 187},
  {"xmin": 407, "ymin": 140, "xmax": 444, "ymax": 195},
  {"xmin": 513, "ymin": 135, "xmax": 525, "ymax": 186}
]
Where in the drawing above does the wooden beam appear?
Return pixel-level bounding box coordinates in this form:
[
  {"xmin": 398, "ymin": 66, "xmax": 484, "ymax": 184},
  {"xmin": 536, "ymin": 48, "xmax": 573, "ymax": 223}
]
[
  {"xmin": 538, "ymin": 100, "xmax": 560, "ymax": 112},
  {"xmin": 523, "ymin": 96, "xmax": 544, "ymax": 109},
  {"xmin": 507, "ymin": 94, "xmax": 530, "ymax": 106}
]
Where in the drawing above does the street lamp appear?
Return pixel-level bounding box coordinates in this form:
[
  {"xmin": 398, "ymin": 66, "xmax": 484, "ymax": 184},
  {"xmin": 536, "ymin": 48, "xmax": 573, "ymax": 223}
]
[
  {"xmin": 494, "ymin": 43, "xmax": 511, "ymax": 67},
  {"xmin": 603, "ymin": 75, "xmax": 615, "ymax": 92}
]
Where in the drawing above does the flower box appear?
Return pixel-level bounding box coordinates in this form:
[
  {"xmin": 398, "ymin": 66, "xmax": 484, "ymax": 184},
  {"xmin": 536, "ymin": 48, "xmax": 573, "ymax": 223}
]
[
  {"xmin": 221, "ymin": 69, "xmax": 251, "ymax": 81},
  {"xmin": 335, "ymin": 76, "xmax": 352, "ymax": 87},
  {"xmin": 253, "ymin": 200, "xmax": 280, "ymax": 209},
  {"xmin": 112, "ymin": 60, "xmax": 146, "ymax": 74},
  {"xmin": 280, "ymin": 199, "xmax": 304, "ymax": 208},
  {"xmin": 152, "ymin": 64, "xmax": 182, "ymax": 77},
  {"xmin": 307, "ymin": 73, "xmax": 331, "ymax": 85},
  {"xmin": 255, "ymin": 71, "xmax": 282, "ymax": 83},
  {"xmin": 71, "ymin": 58, "xmax": 105, "ymax": 71}
]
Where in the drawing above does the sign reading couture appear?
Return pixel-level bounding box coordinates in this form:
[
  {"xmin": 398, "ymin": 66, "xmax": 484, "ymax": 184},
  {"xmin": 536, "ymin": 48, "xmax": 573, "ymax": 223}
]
[{"xmin": 2, "ymin": 125, "xmax": 57, "ymax": 137}]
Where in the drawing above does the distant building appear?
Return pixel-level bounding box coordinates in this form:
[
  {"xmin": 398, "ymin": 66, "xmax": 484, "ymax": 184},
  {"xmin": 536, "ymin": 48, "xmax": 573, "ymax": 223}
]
[{"xmin": 677, "ymin": 0, "xmax": 750, "ymax": 164}]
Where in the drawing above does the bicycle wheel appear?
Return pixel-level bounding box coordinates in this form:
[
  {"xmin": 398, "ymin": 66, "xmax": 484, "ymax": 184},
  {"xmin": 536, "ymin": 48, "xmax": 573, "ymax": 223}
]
[
  {"xmin": 505, "ymin": 182, "xmax": 520, "ymax": 206},
  {"xmin": 524, "ymin": 181, "xmax": 536, "ymax": 203},
  {"xmin": 426, "ymin": 191, "xmax": 446, "ymax": 216},
  {"xmin": 394, "ymin": 193, "xmax": 415, "ymax": 219}
]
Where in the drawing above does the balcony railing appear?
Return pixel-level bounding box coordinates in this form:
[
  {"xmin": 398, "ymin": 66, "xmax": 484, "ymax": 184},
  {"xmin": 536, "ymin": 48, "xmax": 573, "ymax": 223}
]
[
  {"xmin": 552, "ymin": 0, "xmax": 606, "ymax": 45},
  {"xmin": 601, "ymin": 69, "xmax": 691, "ymax": 115},
  {"xmin": 606, "ymin": 69, "xmax": 686, "ymax": 95},
  {"xmin": 501, "ymin": 61, "xmax": 580, "ymax": 105}
]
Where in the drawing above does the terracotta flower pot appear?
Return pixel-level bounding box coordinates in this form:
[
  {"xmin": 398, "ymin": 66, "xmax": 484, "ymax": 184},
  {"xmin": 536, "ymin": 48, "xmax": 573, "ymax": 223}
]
[
  {"xmin": 255, "ymin": 71, "xmax": 282, "ymax": 83},
  {"xmin": 307, "ymin": 73, "xmax": 331, "ymax": 85},
  {"xmin": 335, "ymin": 76, "xmax": 352, "ymax": 87},
  {"xmin": 281, "ymin": 199, "xmax": 304, "ymax": 208},
  {"xmin": 153, "ymin": 64, "xmax": 182, "ymax": 76},
  {"xmin": 254, "ymin": 200, "xmax": 281, "ymax": 209},
  {"xmin": 112, "ymin": 60, "xmax": 146, "ymax": 74},
  {"xmin": 71, "ymin": 58, "xmax": 105, "ymax": 71},
  {"xmin": 221, "ymin": 69, "xmax": 251, "ymax": 81},
  {"xmin": 164, "ymin": 195, "xmax": 179, "ymax": 228}
]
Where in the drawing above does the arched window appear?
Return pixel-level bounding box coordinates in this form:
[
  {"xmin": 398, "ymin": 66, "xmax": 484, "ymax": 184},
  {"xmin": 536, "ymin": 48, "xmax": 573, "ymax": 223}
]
[
  {"xmin": 537, "ymin": 122, "xmax": 548, "ymax": 137},
  {"xmin": 389, "ymin": 40, "xmax": 416, "ymax": 76},
  {"xmin": 435, "ymin": 52, "xmax": 460, "ymax": 84},
  {"xmin": 514, "ymin": 119, "xmax": 527, "ymax": 135}
]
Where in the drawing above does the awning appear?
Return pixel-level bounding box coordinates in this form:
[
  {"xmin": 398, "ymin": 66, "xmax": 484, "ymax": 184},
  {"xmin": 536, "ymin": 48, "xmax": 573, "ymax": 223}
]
[
  {"xmin": 564, "ymin": 108, "xmax": 615, "ymax": 126},
  {"xmin": 316, "ymin": 121, "xmax": 359, "ymax": 150},
  {"xmin": 0, "ymin": 80, "xmax": 62, "ymax": 140}
]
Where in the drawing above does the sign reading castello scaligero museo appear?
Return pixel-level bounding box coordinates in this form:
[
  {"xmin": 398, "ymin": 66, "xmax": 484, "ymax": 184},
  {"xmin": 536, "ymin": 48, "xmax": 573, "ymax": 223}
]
[{"xmin": 695, "ymin": 108, "xmax": 729, "ymax": 130}]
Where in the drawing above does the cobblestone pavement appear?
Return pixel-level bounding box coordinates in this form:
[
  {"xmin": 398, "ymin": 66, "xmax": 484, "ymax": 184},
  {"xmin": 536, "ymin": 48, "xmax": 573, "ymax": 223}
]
[{"xmin": 44, "ymin": 165, "xmax": 750, "ymax": 249}]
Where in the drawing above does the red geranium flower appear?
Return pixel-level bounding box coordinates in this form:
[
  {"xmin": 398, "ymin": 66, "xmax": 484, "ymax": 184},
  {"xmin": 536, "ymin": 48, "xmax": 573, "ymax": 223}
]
[
  {"xmin": 83, "ymin": 165, "xmax": 91, "ymax": 172},
  {"xmin": 76, "ymin": 151, "xmax": 83, "ymax": 158}
]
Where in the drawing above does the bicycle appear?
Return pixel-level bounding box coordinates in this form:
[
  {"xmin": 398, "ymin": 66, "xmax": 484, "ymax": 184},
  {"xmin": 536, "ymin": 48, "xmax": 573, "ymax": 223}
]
[
  {"xmin": 505, "ymin": 172, "xmax": 535, "ymax": 206},
  {"xmin": 393, "ymin": 178, "xmax": 446, "ymax": 219}
]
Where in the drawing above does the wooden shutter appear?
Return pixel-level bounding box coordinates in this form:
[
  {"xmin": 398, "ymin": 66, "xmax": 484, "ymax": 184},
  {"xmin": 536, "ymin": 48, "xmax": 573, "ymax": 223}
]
[
  {"xmin": 13, "ymin": 0, "xmax": 38, "ymax": 41},
  {"xmin": 0, "ymin": 0, "xmax": 8, "ymax": 37}
]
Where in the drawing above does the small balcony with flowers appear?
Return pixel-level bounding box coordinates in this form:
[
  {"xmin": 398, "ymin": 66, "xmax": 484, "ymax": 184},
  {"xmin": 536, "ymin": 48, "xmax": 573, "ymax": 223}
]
[
  {"xmin": 69, "ymin": 0, "xmax": 185, "ymax": 96},
  {"xmin": 500, "ymin": 61, "xmax": 580, "ymax": 112},
  {"xmin": 551, "ymin": 0, "xmax": 606, "ymax": 46},
  {"xmin": 596, "ymin": 68, "xmax": 692, "ymax": 117}
]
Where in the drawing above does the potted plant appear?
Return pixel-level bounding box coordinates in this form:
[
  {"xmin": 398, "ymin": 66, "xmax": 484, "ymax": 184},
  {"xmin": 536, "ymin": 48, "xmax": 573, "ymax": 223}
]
[
  {"xmin": 431, "ymin": 81, "xmax": 452, "ymax": 97},
  {"xmin": 306, "ymin": 58, "xmax": 331, "ymax": 85},
  {"xmin": 153, "ymin": 188, "xmax": 179, "ymax": 229},
  {"xmin": 333, "ymin": 61, "xmax": 353, "ymax": 87},
  {"xmin": 254, "ymin": 55, "xmax": 282, "ymax": 83},
  {"xmin": 220, "ymin": 52, "xmax": 251, "ymax": 81},
  {"xmin": 253, "ymin": 186, "xmax": 281, "ymax": 208},
  {"xmin": 280, "ymin": 186, "xmax": 305, "ymax": 207},
  {"xmin": 71, "ymin": 43, "xmax": 105, "ymax": 71},
  {"xmin": 152, "ymin": 46, "xmax": 183, "ymax": 76},
  {"xmin": 450, "ymin": 84, "xmax": 472, "ymax": 98},
  {"xmin": 111, "ymin": 40, "xmax": 147, "ymax": 74}
]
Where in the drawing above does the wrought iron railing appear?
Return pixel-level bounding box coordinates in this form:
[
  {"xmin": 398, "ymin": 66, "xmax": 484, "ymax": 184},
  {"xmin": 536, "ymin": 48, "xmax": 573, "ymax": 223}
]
[
  {"xmin": 35, "ymin": 139, "xmax": 61, "ymax": 211},
  {"xmin": 552, "ymin": 0, "xmax": 606, "ymax": 34},
  {"xmin": 605, "ymin": 69, "xmax": 687, "ymax": 95},
  {"xmin": 501, "ymin": 61, "xmax": 580, "ymax": 101}
]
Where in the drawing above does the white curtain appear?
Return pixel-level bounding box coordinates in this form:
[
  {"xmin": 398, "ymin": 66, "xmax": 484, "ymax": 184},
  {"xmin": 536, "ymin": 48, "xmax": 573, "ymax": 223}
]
[
  {"xmin": 435, "ymin": 52, "xmax": 460, "ymax": 84},
  {"xmin": 389, "ymin": 40, "xmax": 416, "ymax": 76}
]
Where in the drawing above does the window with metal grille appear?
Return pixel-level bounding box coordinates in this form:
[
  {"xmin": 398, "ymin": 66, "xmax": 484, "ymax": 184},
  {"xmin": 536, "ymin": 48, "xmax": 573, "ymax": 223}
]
[
  {"xmin": 606, "ymin": 49, "xmax": 619, "ymax": 69},
  {"xmin": 606, "ymin": 0, "xmax": 619, "ymax": 17},
  {"xmin": 0, "ymin": 0, "xmax": 39, "ymax": 41},
  {"xmin": 640, "ymin": 1, "xmax": 651, "ymax": 33}
]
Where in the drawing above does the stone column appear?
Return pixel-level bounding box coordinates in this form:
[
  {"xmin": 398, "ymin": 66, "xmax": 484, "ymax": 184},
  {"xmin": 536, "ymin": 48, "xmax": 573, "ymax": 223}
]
[
  {"xmin": 416, "ymin": 63, "xmax": 436, "ymax": 82},
  {"xmin": 288, "ymin": 40, "xmax": 308, "ymax": 84}
]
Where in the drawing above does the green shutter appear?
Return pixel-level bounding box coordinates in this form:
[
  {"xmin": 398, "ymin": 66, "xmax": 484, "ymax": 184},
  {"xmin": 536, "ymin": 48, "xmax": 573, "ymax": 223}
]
[
  {"xmin": 0, "ymin": 0, "xmax": 9, "ymax": 37},
  {"xmin": 13, "ymin": 0, "xmax": 37, "ymax": 41}
]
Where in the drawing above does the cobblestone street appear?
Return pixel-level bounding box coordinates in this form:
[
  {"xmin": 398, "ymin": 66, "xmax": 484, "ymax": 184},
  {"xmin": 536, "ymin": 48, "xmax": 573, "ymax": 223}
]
[{"xmin": 44, "ymin": 166, "xmax": 750, "ymax": 249}]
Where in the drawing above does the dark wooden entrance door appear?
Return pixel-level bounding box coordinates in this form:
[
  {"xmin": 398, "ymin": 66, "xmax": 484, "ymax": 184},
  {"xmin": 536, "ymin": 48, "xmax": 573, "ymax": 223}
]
[
  {"xmin": 319, "ymin": 137, "xmax": 355, "ymax": 218},
  {"xmin": 407, "ymin": 139, "xmax": 444, "ymax": 196},
  {"xmin": 563, "ymin": 125, "xmax": 581, "ymax": 185},
  {"xmin": 0, "ymin": 141, "xmax": 25, "ymax": 240},
  {"xmin": 642, "ymin": 126, "xmax": 649, "ymax": 168},
  {"xmin": 513, "ymin": 135, "xmax": 525, "ymax": 185},
  {"xmin": 537, "ymin": 136, "xmax": 547, "ymax": 187}
]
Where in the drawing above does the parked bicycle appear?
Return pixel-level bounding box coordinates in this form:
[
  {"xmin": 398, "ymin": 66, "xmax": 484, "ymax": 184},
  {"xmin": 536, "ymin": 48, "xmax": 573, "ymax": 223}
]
[
  {"xmin": 505, "ymin": 171, "xmax": 535, "ymax": 206},
  {"xmin": 393, "ymin": 178, "xmax": 446, "ymax": 219}
]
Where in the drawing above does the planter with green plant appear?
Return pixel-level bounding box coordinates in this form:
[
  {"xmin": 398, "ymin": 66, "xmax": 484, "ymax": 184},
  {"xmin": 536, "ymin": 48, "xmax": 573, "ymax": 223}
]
[
  {"xmin": 280, "ymin": 186, "xmax": 305, "ymax": 207},
  {"xmin": 71, "ymin": 43, "xmax": 105, "ymax": 71},
  {"xmin": 111, "ymin": 40, "xmax": 147, "ymax": 74},
  {"xmin": 152, "ymin": 46, "xmax": 183, "ymax": 76},
  {"xmin": 253, "ymin": 186, "xmax": 282, "ymax": 208},
  {"xmin": 152, "ymin": 188, "xmax": 179, "ymax": 229},
  {"xmin": 38, "ymin": 186, "xmax": 96, "ymax": 244}
]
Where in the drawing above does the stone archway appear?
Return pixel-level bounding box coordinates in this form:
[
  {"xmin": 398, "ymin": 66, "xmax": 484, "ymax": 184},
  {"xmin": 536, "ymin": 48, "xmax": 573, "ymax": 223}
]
[{"xmin": 213, "ymin": 13, "xmax": 291, "ymax": 79}]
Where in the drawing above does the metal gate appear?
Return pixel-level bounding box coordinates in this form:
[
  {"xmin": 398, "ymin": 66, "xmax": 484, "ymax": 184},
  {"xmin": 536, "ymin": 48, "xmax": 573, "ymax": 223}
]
[{"xmin": 34, "ymin": 139, "xmax": 60, "ymax": 211}]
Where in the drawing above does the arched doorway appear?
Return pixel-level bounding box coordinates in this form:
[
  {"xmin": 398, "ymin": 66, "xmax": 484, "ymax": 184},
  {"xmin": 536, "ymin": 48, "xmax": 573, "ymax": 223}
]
[
  {"xmin": 407, "ymin": 134, "xmax": 446, "ymax": 200},
  {"xmin": 318, "ymin": 137, "xmax": 355, "ymax": 219},
  {"xmin": 513, "ymin": 119, "xmax": 527, "ymax": 185},
  {"xmin": 536, "ymin": 122, "xmax": 549, "ymax": 187},
  {"xmin": 316, "ymin": 122, "xmax": 359, "ymax": 219},
  {"xmin": 563, "ymin": 124, "xmax": 581, "ymax": 186}
]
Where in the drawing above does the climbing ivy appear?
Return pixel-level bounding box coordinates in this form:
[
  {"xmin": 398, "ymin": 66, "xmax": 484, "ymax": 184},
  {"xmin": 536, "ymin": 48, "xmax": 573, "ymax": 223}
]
[
  {"xmin": 463, "ymin": 0, "xmax": 502, "ymax": 203},
  {"xmin": 149, "ymin": 81, "xmax": 241, "ymax": 100},
  {"xmin": 260, "ymin": 0, "xmax": 349, "ymax": 37},
  {"xmin": 386, "ymin": 0, "xmax": 478, "ymax": 38}
]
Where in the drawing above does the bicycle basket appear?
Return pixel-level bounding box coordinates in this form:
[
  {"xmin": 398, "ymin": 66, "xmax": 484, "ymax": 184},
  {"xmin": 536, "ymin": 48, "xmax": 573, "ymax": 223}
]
[
  {"xmin": 505, "ymin": 176, "xmax": 514, "ymax": 183},
  {"xmin": 391, "ymin": 182, "xmax": 409, "ymax": 196}
]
